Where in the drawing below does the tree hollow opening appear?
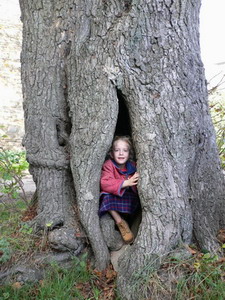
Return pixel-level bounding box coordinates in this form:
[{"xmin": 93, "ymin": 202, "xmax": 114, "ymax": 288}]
[
  {"xmin": 115, "ymin": 89, "xmax": 131, "ymax": 137},
  {"xmin": 99, "ymin": 89, "xmax": 141, "ymax": 251},
  {"xmin": 113, "ymin": 89, "xmax": 141, "ymax": 241}
]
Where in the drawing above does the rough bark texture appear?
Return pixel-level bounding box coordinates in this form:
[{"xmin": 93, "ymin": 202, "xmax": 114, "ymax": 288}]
[
  {"xmin": 19, "ymin": 0, "xmax": 225, "ymax": 299},
  {"xmin": 19, "ymin": 0, "xmax": 84, "ymax": 253}
]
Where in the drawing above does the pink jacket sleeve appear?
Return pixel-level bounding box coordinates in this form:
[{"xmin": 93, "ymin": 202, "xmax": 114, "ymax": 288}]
[{"xmin": 100, "ymin": 161, "xmax": 126, "ymax": 196}]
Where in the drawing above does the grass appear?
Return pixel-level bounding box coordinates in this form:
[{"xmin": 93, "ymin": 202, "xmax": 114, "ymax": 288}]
[
  {"xmin": 174, "ymin": 253, "xmax": 225, "ymax": 300},
  {"xmin": 0, "ymin": 255, "xmax": 118, "ymax": 300},
  {"xmin": 131, "ymin": 252, "xmax": 225, "ymax": 300},
  {"xmin": 0, "ymin": 251, "xmax": 119, "ymax": 300},
  {"xmin": 0, "ymin": 200, "xmax": 39, "ymax": 268}
]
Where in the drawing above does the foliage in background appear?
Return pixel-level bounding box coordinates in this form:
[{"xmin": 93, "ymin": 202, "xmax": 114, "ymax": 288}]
[
  {"xmin": 209, "ymin": 87, "xmax": 225, "ymax": 169},
  {"xmin": 0, "ymin": 148, "xmax": 29, "ymax": 205}
]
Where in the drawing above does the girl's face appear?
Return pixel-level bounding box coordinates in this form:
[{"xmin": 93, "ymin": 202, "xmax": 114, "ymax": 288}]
[{"xmin": 111, "ymin": 140, "xmax": 130, "ymax": 168}]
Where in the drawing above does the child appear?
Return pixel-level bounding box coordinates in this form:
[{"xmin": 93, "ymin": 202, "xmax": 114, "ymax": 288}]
[{"xmin": 99, "ymin": 136, "xmax": 140, "ymax": 244}]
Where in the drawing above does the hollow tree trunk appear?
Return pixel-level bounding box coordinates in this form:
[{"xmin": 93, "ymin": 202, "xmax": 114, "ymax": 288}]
[{"xmin": 20, "ymin": 0, "xmax": 225, "ymax": 298}]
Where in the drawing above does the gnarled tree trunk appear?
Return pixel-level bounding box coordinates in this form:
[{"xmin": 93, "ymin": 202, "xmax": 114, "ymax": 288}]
[{"xmin": 19, "ymin": 0, "xmax": 225, "ymax": 298}]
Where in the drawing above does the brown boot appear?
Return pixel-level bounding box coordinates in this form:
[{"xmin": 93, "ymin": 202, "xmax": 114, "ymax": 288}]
[{"xmin": 117, "ymin": 219, "xmax": 134, "ymax": 244}]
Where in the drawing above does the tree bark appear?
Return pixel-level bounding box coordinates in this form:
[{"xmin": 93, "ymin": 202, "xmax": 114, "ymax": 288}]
[
  {"xmin": 19, "ymin": 0, "xmax": 84, "ymax": 253},
  {"xmin": 19, "ymin": 0, "xmax": 225, "ymax": 298}
]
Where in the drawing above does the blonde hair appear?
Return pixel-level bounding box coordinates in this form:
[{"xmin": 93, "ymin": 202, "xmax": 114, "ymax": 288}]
[{"xmin": 110, "ymin": 135, "xmax": 134, "ymax": 160}]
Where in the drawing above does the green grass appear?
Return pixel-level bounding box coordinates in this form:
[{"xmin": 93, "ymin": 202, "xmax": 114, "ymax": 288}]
[
  {"xmin": 0, "ymin": 256, "xmax": 101, "ymax": 300},
  {"xmin": 0, "ymin": 252, "xmax": 120, "ymax": 300},
  {"xmin": 175, "ymin": 253, "xmax": 225, "ymax": 300},
  {"xmin": 131, "ymin": 252, "xmax": 225, "ymax": 300},
  {"xmin": 0, "ymin": 200, "xmax": 36, "ymax": 264}
]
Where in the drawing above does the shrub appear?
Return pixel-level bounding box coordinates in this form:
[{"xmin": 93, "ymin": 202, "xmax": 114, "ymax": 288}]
[{"xmin": 0, "ymin": 148, "xmax": 29, "ymax": 204}]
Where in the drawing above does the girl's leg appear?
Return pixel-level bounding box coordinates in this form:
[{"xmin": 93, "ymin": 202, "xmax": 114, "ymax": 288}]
[{"xmin": 109, "ymin": 210, "xmax": 122, "ymax": 224}]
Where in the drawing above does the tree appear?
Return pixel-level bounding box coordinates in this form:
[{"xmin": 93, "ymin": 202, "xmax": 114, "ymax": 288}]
[{"xmin": 19, "ymin": 0, "xmax": 225, "ymax": 298}]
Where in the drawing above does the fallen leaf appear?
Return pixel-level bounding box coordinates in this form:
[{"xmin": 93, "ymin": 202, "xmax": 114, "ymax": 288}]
[
  {"xmin": 217, "ymin": 229, "xmax": 225, "ymax": 243},
  {"xmin": 185, "ymin": 244, "xmax": 197, "ymax": 255},
  {"xmin": 106, "ymin": 269, "xmax": 117, "ymax": 281},
  {"xmin": 39, "ymin": 280, "xmax": 44, "ymax": 286},
  {"xmin": 12, "ymin": 282, "xmax": 22, "ymax": 289}
]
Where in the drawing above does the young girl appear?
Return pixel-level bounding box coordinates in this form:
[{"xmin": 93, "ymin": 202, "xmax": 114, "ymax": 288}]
[{"xmin": 99, "ymin": 136, "xmax": 140, "ymax": 244}]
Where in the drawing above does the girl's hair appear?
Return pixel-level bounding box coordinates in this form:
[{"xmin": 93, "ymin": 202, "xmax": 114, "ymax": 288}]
[{"xmin": 109, "ymin": 135, "xmax": 134, "ymax": 160}]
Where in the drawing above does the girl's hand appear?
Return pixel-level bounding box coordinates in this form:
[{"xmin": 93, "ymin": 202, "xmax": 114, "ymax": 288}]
[{"xmin": 122, "ymin": 172, "xmax": 139, "ymax": 188}]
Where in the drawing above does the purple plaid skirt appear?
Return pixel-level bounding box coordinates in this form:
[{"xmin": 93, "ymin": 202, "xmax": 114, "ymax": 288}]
[{"xmin": 99, "ymin": 189, "xmax": 140, "ymax": 217}]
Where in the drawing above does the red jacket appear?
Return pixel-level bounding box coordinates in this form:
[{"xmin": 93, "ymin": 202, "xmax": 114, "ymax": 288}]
[{"xmin": 100, "ymin": 159, "xmax": 137, "ymax": 197}]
